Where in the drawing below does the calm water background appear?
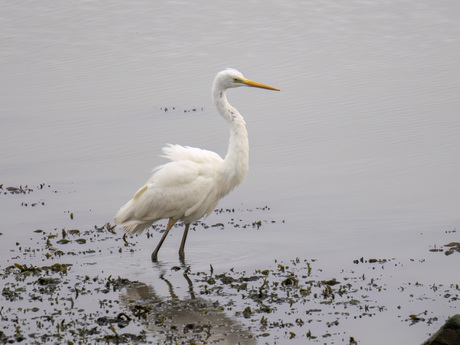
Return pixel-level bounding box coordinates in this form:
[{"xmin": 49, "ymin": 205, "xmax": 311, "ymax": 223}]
[{"xmin": 1, "ymin": 1, "xmax": 460, "ymax": 343}]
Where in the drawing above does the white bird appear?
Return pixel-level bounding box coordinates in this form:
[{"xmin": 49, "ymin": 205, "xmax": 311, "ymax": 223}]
[{"xmin": 114, "ymin": 69, "xmax": 279, "ymax": 261}]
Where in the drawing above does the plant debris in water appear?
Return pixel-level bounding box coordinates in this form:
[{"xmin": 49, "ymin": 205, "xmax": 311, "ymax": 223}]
[
  {"xmin": 1, "ymin": 192, "xmax": 459, "ymax": 344},
  {"xmin": 429, "ymin": 229, "xmax": 460, "ymax": 256}
]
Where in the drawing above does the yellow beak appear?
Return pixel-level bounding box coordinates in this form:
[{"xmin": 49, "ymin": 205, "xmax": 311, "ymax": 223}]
[{"xmin": 242, "ymin": 78, "xmax": 280, "ymax": 91}]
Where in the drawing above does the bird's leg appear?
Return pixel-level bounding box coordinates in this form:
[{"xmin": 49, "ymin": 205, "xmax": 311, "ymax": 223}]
[
  {"xmin": 152, "ymin": 218, "xmax": 177, "ymax": 262},
  {"xmin": 179, "ymin": 223, "xmax": 190, "ymax": 259}
]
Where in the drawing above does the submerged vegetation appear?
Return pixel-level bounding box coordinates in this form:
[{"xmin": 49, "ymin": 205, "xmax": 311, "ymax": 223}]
[{"xmin": 1, "ymin": 184, "xmax": 459, "ymax": 344}]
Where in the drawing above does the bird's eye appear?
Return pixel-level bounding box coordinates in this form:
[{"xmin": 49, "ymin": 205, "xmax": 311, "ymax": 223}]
[{"xmin": 233, "ymin": 78, "xmax": 238, "ymax": 82}]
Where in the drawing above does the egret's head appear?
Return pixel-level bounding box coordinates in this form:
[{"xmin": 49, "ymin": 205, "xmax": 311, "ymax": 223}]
[{"xmin": 214, "ymin": 68, "xmax": 280, "ymax": 91}]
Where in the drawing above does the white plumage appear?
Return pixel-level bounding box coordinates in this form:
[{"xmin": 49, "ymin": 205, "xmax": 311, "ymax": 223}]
[{"xmin": 114, "ymin": 69, "xmax": 279, "ymax": 261}]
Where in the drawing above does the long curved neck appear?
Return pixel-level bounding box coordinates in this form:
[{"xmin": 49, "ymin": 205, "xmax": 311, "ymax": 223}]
[{"xmin": 213, "ymin": 86, "xmax": 249, "ymax": 195}]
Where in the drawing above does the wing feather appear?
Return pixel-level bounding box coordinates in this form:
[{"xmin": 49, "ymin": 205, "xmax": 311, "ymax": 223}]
[
  {"xmin": 114, "ymin": 146, "xmax": 223, "ymax": 235},
  {"xmin": 162, "ymin": 144, "xmax": 223, "ymax": 164}
]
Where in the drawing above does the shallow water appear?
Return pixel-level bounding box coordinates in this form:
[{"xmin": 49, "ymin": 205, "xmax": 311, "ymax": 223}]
[{"xmin": 1, "ymin": 1, "xmax": 460, "ymax": 344}]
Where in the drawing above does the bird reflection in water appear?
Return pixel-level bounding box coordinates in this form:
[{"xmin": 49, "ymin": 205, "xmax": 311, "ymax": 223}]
[{"xmin": 119, "ymin": 263, "xmax": 256, "ymax": 344}]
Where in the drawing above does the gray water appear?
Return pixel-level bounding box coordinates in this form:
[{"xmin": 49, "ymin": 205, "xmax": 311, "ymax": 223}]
[{"xmin": 1, "ymin": 1, "xmax": 460, "ymax": 343}]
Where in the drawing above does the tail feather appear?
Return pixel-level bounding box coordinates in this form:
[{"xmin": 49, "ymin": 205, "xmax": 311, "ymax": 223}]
[
  {"xmin": 116, "ymin": 220, "xmax": 153, "ymax": 235},
  {"xmin": 114, "ymin": 199, "xmax": 154, "ymax": 235}
]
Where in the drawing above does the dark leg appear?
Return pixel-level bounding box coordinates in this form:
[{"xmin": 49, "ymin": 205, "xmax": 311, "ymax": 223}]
[
  {"xmin": 152, "ymin": 218, "xmax": 177, "ymax": 262},
  {"xmin": 179, "ymin": 223, "xmax": 190, "ymax": 259}
]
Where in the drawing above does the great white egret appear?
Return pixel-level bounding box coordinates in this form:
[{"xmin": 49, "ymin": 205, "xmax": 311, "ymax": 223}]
[{"xmin": 114, "ymin": 69, "xmax": 279, "ymax": 261}]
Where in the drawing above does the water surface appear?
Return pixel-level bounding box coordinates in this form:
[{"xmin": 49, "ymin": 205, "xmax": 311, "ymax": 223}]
[{"xmin": 1, "ymin": 1, "xmax": 460, "ymax": 343}]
